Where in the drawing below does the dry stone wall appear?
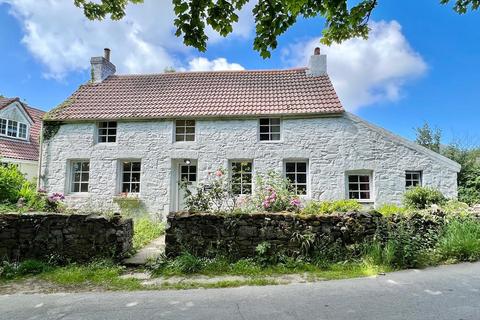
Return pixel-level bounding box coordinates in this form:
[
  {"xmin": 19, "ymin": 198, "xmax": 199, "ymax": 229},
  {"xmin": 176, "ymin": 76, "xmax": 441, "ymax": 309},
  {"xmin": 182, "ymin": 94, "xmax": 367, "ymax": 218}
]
[
  {"xmin": 165, "ymin": 211, "xmax": 383, "ymax": 258},
  {"xmin": 0, "ymin": 213, "xmax": 133, "ymax": 262}
]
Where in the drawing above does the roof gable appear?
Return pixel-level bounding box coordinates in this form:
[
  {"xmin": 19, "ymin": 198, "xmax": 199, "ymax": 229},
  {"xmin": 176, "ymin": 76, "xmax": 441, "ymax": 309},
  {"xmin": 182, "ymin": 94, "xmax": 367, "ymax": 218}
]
[
  {"xmin": 45, "ymin": 68, "xmax": 344, "ymax": 121},
  {"xmin": 0, "ymin": 100, "xmax": 34, "ymax": 125}
]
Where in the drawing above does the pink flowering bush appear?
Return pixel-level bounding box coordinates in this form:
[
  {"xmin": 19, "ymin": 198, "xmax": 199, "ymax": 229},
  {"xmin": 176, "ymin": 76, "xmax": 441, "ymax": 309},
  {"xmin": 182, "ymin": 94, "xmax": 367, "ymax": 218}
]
[{"xmin": 254, "ymin": 171, "xmax": 302, "ymax": 212}]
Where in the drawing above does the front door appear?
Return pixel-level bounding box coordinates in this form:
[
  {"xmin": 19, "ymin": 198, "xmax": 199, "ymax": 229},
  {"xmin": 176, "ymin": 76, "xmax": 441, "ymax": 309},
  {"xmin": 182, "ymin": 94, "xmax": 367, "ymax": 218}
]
[{"xmin": 177, "ymin": 163, "xmax": 197, "ymax": 210}]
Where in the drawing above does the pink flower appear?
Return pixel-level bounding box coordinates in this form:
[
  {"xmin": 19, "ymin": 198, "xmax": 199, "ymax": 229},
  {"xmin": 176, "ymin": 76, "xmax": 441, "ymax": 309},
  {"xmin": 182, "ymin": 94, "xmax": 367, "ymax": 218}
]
[
  {"xmin": 215, "ymin": 170, "xmax": 223, "ymax": 177},
  {"xmin": 290, "ymin": 198, "xmax": 301, "ymax": 208}
]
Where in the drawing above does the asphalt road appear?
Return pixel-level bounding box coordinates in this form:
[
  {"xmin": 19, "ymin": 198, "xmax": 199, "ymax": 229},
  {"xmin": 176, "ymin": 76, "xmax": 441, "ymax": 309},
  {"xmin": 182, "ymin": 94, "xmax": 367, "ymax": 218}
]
[{"xmin": 1, "ymin": 262, "xmax": 480, "ymax": 320}]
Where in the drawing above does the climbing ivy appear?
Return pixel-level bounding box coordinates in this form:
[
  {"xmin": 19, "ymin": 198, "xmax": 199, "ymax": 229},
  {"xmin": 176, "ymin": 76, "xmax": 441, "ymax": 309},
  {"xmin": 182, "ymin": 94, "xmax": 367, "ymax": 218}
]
[{"xmin": 42, "ymin": 121, "xmax": 62, "ymax": 141}]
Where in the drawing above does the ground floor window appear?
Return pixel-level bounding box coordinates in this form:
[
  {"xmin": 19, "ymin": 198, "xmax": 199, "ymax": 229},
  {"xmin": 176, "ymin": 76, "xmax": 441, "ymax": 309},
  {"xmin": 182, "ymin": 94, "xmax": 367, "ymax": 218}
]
[
  {"xmin": 231, "ymin": 161, "xmax": 253, "ymax": 195},
  {"xmin": 406, "ymin": 171, "xmax": 422, "ymax": 188},
  {"xmin": 121, "ymin": 161, "xmax": 141, "ymax": 193},
  {"xmin": 285, "ymin": 161, "xmax": 308, "ymax": 195},
  {"xmin": 71, "ymin": 160, "xmax": 90, "ymax": 193},
  {"xmin": 347, "ymin": 173, "xmax": 372, "ymax": 200}
]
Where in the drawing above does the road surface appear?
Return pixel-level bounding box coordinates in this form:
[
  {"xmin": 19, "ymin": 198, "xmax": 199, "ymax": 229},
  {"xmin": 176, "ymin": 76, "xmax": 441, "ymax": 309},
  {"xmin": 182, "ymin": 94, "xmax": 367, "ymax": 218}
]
[{"xmin": 1, "ymin": 262, "xmax": 480, "ymax": 320}]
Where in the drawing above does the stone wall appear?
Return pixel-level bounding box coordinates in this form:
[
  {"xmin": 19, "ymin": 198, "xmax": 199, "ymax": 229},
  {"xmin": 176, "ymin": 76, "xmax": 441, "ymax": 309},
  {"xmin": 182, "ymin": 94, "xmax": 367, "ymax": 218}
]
[
  {"xmin": 0, "ymin": 213, "xmax": 133, "ymax": 262},
  {"xmin": 41, "ymin": 113, "xmax": 459, "ymax": 215},
  {"xmin": 165, "ymin": 211, "xmax": 383, "ymax": 258}
]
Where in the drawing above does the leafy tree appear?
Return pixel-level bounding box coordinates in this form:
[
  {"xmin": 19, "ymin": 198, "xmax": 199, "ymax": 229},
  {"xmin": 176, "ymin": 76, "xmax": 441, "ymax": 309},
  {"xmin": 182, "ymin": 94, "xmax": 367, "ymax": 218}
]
[
  {"xmin": 442, "ymin": 144, "xmax": 480, "ymax": 205},
  {"xmin": 415, "ymin": 122, "xmax": 442, "ymax": 153},
  {"xmin": 73, "ymin": 0, "xmax": 479, "ymax": 58}
]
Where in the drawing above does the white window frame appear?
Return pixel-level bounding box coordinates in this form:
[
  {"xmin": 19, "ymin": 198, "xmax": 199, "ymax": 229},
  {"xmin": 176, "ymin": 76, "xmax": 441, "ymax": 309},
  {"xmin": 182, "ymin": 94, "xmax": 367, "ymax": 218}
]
[
  {"xmin": 69, "ymin": 160, "xmax": 90, "ymax": 193},
  {"xmin": 119, "ymin": 160, "xmax": 142, "ymax": 194},
  {"xmin": 284, "ymin": 160, "xmax": 309, "ymax": 195},
  {"xmin": 174, "ymin": 119, "xmax": 196, "ymax": 142},
  {"xmin": 406, "ymin": 171, "xmax": 422, "ymax": 188},
  {"xmin": 97, "ymin": 121, "xmax": 117, "ymax": 143},
  {"xmin": 230, "ymin": 160, "xmax": 253, "ymax": 195},
  {"xmin": 259, "ymin": 118, "xmax": 281, "ymax": 142},
  {"xmin": 0, "ymin": 118, "xmax": 29, "ymax": 141},
  {"xmin": 346, "ymin": 171, "xmax": 373, "ymax": 202}
]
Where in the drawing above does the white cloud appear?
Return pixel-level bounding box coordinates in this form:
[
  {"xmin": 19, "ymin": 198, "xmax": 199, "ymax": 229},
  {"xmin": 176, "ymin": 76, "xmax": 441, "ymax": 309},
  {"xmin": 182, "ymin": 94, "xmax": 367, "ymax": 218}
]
[
  {"xmin": 282, "ymin": 20, "xmax": 427, "ymax": 111},
  {"xmin": 187, "ymin": 57, "xmax": 244, "ymax": 71},
  {"xmin": 1, "ymin": 0, "xmax": 248, "ymax": 79}
]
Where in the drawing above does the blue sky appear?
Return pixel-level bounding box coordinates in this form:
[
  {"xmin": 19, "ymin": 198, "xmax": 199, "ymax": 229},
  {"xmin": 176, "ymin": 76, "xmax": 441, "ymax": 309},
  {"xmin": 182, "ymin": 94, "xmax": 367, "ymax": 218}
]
[{"xmin": 0, "ymin": 0, "xmax": 479, "ymax": 143}]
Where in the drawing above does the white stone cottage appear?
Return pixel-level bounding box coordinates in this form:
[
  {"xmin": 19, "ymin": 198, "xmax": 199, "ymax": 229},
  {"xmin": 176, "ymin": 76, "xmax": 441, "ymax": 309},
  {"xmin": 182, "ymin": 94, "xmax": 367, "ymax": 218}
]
[
  {"xmin": 1, "ymin": 97, "xmax": 45, "ymax": 180},
  {"xmin": 39, "ymin": 48, "xmax": 460, "ymax": 215}
]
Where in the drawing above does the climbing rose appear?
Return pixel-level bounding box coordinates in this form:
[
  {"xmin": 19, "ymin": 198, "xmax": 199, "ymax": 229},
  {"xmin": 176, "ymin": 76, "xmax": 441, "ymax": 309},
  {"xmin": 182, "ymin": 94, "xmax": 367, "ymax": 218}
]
[
  {"xmin": 290, "ymin": 198, "xmax": 301, "ymax": 208},
  {"xmin": 215, "ymin": 170, "xmax": 223, "ymax": 177}
]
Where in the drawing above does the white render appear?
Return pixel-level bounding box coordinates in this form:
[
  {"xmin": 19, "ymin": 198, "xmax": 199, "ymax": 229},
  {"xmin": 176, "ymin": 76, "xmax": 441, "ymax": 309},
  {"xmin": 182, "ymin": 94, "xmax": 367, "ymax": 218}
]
[{"xmin": 39, "ymin": 112, "xmax": 460, "ymax": 217}]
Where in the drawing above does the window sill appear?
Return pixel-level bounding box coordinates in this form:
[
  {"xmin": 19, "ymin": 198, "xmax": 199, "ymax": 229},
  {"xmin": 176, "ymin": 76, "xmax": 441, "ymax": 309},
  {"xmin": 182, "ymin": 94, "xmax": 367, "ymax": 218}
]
[
  {"xmin": 67, "ymin": 193, "xmax": 90, "ymax": 198},
  {"xmin": 258, "ymin": 140, "xmax": 283, "ymax": 144}
]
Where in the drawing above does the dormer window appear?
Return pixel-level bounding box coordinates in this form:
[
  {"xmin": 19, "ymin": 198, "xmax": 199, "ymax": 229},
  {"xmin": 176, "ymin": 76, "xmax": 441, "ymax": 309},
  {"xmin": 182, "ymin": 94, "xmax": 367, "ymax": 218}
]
[
  {"xmin": 98, "ymin": 121, "xmax": 117, "ymax": 143},
  {"xmin": 0, "ymin": 118, "xmax": 28, "ymax": 140}
]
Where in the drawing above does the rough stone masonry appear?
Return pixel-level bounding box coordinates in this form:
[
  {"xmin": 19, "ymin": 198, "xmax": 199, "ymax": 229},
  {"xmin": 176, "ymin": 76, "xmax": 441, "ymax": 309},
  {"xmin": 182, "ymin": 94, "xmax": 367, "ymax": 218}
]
[
  {"xmin": 165, "ymin": 211, "xmax": 383, "ymax": 258},
  {"xmin": 0, "ymin": 213, "xmax": 133, "ymax": 262}
]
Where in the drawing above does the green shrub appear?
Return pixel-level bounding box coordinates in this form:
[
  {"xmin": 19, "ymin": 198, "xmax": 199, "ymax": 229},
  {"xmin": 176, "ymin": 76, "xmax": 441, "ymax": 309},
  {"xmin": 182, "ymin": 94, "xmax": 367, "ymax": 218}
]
[
  {"xmin": 376, "ymin": 204, "xmax": 406, "ymax": 216},
  {"xmin": 170, "ymin": 252, "xmax": 204, "ymax": 274},
  {"xmin": 254, "ymin": 171, "xmax": 301, "ymax": 212},
  {"xmin": 302, "ymin": 199, "xmax": 361, "ymax": 215},
  {"xmin": 132, "ymin": 217, "xmax": 165, "ymax": 251},
  {"xmin": 0, "ymin": 164, "xmax": 27, "ymax": 203},
  {"xmin": 440, "ymin": 200, "xmax": 471, "ymax": 217},
  {"xmin": 403, "ymin": 186, "xmax": 446, "ymax": 209},
  {"xmin": 437, "ymin": 218, "xmax": 480, "ymax": 262},
  {"xmin": 0, "ymin": 260, "xmax": 52, "ymax": 280}
]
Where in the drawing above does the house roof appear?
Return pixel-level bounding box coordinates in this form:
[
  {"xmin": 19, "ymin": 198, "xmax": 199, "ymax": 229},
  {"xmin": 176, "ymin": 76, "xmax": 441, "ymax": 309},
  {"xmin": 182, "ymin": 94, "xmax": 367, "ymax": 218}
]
[
  {"xmin": 45, "ymin": 68, "xmax": 344, "ymax": 121},
  {"xmin": 0, "ymin": 97, "xmax": 45, "ymax": 162}
]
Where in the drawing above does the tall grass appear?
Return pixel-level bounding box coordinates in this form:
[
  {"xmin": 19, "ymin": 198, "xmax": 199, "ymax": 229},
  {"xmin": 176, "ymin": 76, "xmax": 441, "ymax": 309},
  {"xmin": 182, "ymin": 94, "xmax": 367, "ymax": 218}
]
[
  {"xmin": 437, "ymin": 218, "xmax": 480, "ymax": 262},
  {"xmin": 132, "ymin": 217, "xmax": 165, "ymax": 251}
]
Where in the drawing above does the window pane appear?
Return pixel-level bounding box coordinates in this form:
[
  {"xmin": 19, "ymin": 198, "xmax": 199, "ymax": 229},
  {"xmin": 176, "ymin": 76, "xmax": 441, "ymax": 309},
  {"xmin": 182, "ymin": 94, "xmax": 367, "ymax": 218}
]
[
  {"xmin": 122, "ymin": 183, "xmax": 130, "ymax": 193},
  {"xmin": 271, "ymin": 133, "xmax": 280, "ymax": 140},
  {"xmin": 186, "ymin": 126, "xmax": 195, "ymax": 134},
  {"xmin": 181, "ymin": 166, "xmax": 189, "ymax": 173},
  {"xmin": 360, "ymin": 183, "xmax": 370, "ymax": 190},
  {"xmin": 259, "ymin": 119, "xmax": 269, "ymax": 126},
  {"xmin": 259, "ymin": 134, "xmax": 269, "ymax": 141},
  {"xmin": 175, "ymin": 135, "xmax": 185, "ymax": 142},
  {"xmin": 270, "ymin": 126, "xmax": 280, "ymax": 133},
  {"xmin": 123, "ymin": 162, "xmax": 131, "ymax": 171},
  {"xmin": 349, "ymin": 183, "xmax": 358, "ymax": 191},
  {"xmin": 81, "ymin": 162, "xmax": 89, "ymax": 171},
  {"xmin": 98, "ymin": 136, "xmax": 107, "ymax": 143},
  {"xmin": 270, "ymin": 118, "xmax": 280, "ymax": 125},
  {"xmin": 285, "ymin": 162, "xmax": 296, "ymax": 172},
  {"xmin": 185, "ymin": 120, "xmax": 195, "ymax": 126},
  {"xmin": 107, "ymin": 136, "xmax": 116, "ymax": 143},
  {"xmin": 348, "ymin": 176, "xmax": 358, "ymax": 183},
  {"xmin": 243, "ymin": 173, "xmax": 252, "ymax": 183},
  {"xmin": 176, "ymin": 127, "xmax": 185, "ymax": 134},
  {"xmin": 286, "ymin": 174, "xmax": 296, "ymax": 183},
  {"xmin": 259, "ymin": 125, "xmax": 269, "ymax": 133},
  {"xmin": 243, "ymin": 184, "xmax": 252, "ymax": 194},
  {"xmin": 349, "ymin": 192, "xmax": 359, "ymax": 199},
  {"xmin": 296, "ymin": 174, "xmax": 306, "ymax": 184},
  {"xmin": 73, "ymin": 183, "xmax": 80, "ymax": 193},
  {"xmin": 360, "ymin": 175, "xmax": 370, "ymax": 183},
  {"xmin": 74, "ymin": 172, "xmax": 81, "ymax": 182},
  {"xmin": 297, "ymin": 185, "xmax": 307, "ymax": 195},
  {"xmin": 132, "ymin": 162, "xmax": 141, "ymax": 171},
  {"xmin": 81, "ymin": 173, "xmax": 89, "ymax": 181},
  {"xmin": 122, "ymin": 173, "xmax": 130, "ymax": 183},
  {"xmin": 360, "ymin": 192, "xmax": 370, "ymax": 199},
  {"xmin": 99, "ymin": 129, "xmax": 107, "ymax": 136},
  {"xmin": 185, "ymin": 134, "xmax": 195, "ymax": 141},
  {"xmin": 176, "ymin": 120, "xmax": 185, "ymax": 126},
  {"xmin": 189, "ymin": 174, "xmax": 196, "ymax": 182},
  {"xmin": 80, "ymin": 183, "xmax": 89, "ymax": 192},
  {"xmin": 297, "ymin": 162, "xmax": 307, "ymax": 172},
  {"xmin": 131, "ymin": 172, "xmax": 141, "ymax": 182},
  {"xmin": 131, "ymin": 183, "xmax": 140, "ymax": 193}
]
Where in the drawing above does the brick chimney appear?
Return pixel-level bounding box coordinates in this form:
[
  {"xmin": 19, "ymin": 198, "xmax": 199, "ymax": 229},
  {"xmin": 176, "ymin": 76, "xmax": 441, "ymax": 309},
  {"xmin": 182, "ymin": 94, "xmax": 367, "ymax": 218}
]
[
  {"xmin": 90, "ymin": 48, "xmax": 116, "ymax": 83},
  {"xmin": 306, "ymin": 47, "xmax": 327, "ymax": 76}
]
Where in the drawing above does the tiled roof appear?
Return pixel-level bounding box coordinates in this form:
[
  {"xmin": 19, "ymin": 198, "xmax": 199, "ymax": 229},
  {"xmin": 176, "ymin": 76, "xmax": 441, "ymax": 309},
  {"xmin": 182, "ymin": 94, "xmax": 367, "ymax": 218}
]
[
  {"xmin": 0, "ymin": 98, "xmax": 45, "ymax": 162},
  {"xmin": 46, "ymin": 68, "xmax": 344, "ymax": 121}
]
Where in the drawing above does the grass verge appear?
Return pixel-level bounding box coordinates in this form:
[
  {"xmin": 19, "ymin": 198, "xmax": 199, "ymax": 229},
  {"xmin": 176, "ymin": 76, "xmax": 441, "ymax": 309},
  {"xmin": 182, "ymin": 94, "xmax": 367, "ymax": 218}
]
[{"xmin": 132, "ymin": 217, "xmax": 165, "ymax": 251}]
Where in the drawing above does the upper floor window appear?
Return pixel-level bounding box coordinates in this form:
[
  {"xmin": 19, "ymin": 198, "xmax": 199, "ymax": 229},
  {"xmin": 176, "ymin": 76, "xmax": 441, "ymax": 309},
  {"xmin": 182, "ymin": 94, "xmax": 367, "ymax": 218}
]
[
  {"xmin": 121, "ymin": 161, "xmax": 141, "ymax": 193},
  {"xmin": 98, "ymin": 122, "xmax": 117, "ymax": 143},
  {"xmin": 175, "ymin": 120, "xmax": 195, "ymax": 142},
  {"xmin": 231, "ymin": 161, "xmax": 253, "ymax": 195},
  {"xmin": 71, "ymin": 160, "xmax": 90, "ymax": 193},
  {"xmin": 285, "ymin": 161, "xmax": 308, "ymax": 195},
  {"xmin": 347, "ymin": 173, "xmax": 372, "ymax": 201},
  {"xmin": 259, "ymin": 118, "xmax": 281, "ymax": 141},
  {"xmin": 0, "ymin": 118, "xmax": 28, "ymax": 140},
  {"xmin": 406, "ymin": 171, "xmax": 422, "ymax": 188}
]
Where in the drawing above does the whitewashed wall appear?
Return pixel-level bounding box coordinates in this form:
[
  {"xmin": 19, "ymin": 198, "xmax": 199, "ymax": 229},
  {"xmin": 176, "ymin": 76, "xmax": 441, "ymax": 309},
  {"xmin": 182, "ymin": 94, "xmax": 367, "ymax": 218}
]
[{"xmin": 40, "ymin": 113, "xmax": 460, "ymax": 217}]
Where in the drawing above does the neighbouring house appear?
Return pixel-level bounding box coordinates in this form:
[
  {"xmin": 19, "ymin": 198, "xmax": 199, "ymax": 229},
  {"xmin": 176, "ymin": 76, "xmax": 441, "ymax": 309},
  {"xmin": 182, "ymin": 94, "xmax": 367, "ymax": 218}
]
[
  {"xmin": 39, "ymin": 48, "xmax": 460, "ymax": 215},
  {"xmin": 0, "ymin": 97, "xmax": 45, "ymax": 180}
]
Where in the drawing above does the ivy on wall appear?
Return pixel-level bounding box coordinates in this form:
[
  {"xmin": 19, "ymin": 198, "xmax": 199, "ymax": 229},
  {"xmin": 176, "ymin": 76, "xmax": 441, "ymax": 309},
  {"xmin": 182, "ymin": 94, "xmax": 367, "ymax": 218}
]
[{"xmin": 42, "ymin": 121, "xmax": 62, "ymax": 141}]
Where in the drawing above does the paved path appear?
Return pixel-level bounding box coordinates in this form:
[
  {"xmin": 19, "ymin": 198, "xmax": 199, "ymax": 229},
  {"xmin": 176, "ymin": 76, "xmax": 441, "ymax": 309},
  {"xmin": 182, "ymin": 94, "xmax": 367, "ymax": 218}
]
[
  {"xmin": 1, "ymin": 262, "xmax": 480, "ymax": 320},
  {"xmin": 123, "ymin": 236, "xmax": 165, "ymax": 266}
]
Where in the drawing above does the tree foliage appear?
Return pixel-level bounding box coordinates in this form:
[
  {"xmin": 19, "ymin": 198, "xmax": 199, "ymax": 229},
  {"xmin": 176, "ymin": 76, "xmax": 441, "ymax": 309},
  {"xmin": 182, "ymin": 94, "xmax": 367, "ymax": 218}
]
[
  {"xmin": 415, "ymin": 122, "xmax": 442, "ymax": 153},
  {"xmin": 73, "ymin": 0, "xmax": 479, "ymax": 58}
]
